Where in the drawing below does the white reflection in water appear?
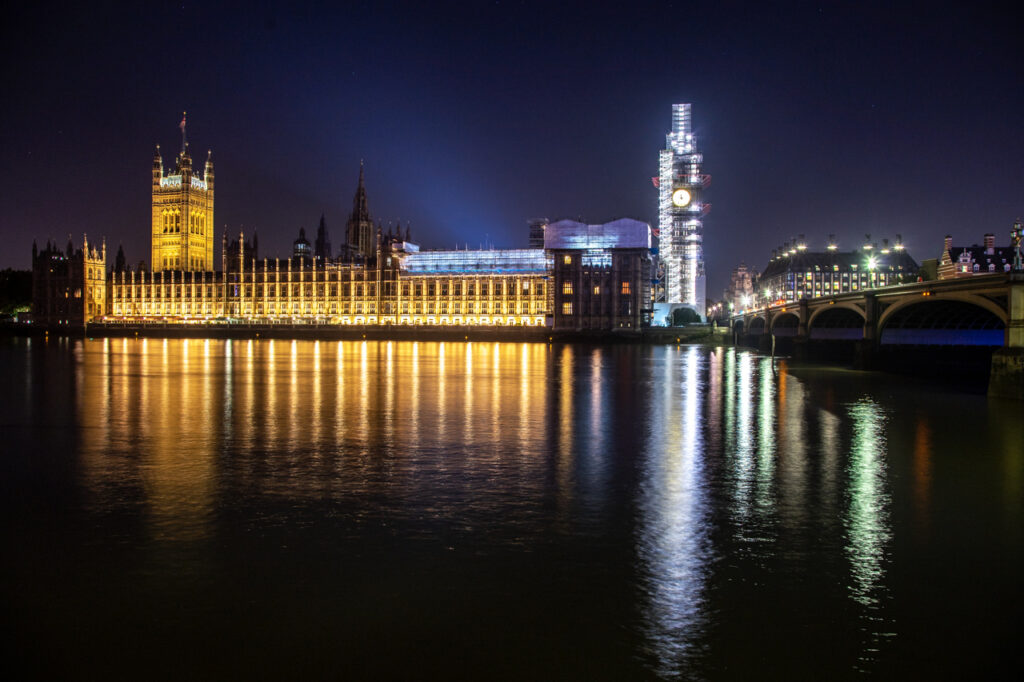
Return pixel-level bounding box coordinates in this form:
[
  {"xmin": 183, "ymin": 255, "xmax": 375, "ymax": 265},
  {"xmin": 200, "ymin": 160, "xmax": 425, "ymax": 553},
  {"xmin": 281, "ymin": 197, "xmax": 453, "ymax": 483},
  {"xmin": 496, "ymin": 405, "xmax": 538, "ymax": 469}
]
[
  {"xmin": 732, "ymin": 351, "xmax": 754, "ymax": 523},
  {"xmin": 638, "ymin": 346, "xmax": 709, "ymax": 677},
  {"xmin": 755, "ymin": 357, "xmax": 776, "ymax": 516},
  {"xmin": 845, "ymin": 397, "xmax": 894, "ymax": 669},
  {"xmin": 846, "ymin": 398, "xmax": 891, "ymax": 605}
]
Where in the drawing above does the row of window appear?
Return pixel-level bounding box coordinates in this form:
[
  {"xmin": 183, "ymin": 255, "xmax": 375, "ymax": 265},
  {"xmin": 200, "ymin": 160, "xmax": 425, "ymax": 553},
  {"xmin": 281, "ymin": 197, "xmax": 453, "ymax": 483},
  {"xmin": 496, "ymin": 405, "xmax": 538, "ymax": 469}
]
[
  {"xmin": 111, "ymin": 301, "xmax": 544, "ymax": 316},
  {"xmin": 160, "ymin": 210, "xmax": 208, "ymax": 235},
  {"xmin": 113, "ymin": 280, "xmax": 547, "ymax": 299},
  {"xmin": 561, "ymin": 281, "xmax": 632, "ymax": 295}
]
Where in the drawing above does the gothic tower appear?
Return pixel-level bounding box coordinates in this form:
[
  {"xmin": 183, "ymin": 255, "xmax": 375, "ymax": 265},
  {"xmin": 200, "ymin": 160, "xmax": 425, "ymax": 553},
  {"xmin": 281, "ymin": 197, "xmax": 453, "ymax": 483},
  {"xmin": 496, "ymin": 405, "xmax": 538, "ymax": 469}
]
[
  {"xmin": 151, "ymin": 113, "xmax": 215, "ymax": 271},
  {"xmin": 345, "ymin": 162, "xmax": 373, "ymax": 260}
]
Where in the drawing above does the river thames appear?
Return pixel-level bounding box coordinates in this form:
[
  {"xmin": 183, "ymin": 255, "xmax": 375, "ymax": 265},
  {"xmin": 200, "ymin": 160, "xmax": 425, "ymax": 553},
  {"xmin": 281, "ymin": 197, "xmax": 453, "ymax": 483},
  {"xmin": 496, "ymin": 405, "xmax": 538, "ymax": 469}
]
[{"xmin": 2, "ymin": 336, "xmax": 1021, "ymax": 680}]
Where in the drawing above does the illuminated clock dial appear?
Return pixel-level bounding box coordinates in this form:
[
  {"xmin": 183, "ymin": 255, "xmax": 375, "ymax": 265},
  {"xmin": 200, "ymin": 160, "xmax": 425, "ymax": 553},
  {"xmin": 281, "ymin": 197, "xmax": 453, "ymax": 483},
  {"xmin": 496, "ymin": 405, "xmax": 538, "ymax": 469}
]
[{"xmin": 671, "ymin": 188, "xmax": 691, "ymax": 207}]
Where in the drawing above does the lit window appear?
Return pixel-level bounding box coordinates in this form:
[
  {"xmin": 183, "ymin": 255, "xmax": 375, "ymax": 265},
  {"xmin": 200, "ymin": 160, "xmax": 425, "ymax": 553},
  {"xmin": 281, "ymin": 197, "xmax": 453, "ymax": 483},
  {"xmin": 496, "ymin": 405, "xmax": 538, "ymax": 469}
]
[
  {"xmin": 563, "ymin": 255, "xmax": 572, "ymax": 265},
  {"xmin": 561, "ymin": 302, "xmax": 573, "ymax": 315},
  {"xmin": 562, "ymin": 282, "xmax": 573, "ymax": 295},
  {"xmin": 621, "ymin": 281, "xmax": 631, "ymax": 295},
  {"xmin": 593, "ymin": 286, "xmax": 600, "ymax": 295}
]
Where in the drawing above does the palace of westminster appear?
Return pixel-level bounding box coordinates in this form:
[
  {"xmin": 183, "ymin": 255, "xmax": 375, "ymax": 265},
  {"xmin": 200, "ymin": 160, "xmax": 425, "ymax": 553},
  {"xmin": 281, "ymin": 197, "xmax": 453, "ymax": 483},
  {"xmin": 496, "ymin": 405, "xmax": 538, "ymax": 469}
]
[{"xmin": 31, "ymin": 126, "xmax": 654, "ymax": 332}]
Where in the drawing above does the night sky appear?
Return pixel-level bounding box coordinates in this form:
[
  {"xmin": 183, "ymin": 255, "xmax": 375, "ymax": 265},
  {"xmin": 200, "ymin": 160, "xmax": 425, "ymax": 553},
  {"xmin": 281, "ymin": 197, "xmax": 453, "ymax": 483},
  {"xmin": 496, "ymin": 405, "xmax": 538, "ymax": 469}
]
[{"xmin": 3, "ymin": 1, "xmax": 1021, "ymax": 296}]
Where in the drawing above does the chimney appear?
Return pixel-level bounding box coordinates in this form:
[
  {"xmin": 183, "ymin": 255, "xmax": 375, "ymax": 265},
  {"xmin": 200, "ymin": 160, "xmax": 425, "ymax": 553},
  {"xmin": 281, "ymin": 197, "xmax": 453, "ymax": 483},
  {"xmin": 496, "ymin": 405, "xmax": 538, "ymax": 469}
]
[
  {"xmin": 984, "ymin": 233, "xmax": 995, "ymax": 254},
  {"xmin": 944, "ymin": 235, "xmax": 953, "ymax": 253}
]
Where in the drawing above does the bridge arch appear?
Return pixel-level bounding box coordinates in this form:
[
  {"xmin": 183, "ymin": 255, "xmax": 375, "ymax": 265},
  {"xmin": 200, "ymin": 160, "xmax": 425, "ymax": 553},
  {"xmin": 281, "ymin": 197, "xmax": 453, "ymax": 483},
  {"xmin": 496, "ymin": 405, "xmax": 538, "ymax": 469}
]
[
  {"xmin": 733, "ymin": 318, "xmax": 745, "ymax": 335},
  {"xmin": 878, "ymin": 293, "xmax": 1008, "ymax": 330},
  {"xmin": 879, "ymin": 296, "xmax": 1006, "ymax": 346},
  {"xmin": 808, "ymin": 306, "xmax": 866, "ymax": 340},
  {"xmin": 807, "ymin": 302, "xmax": 865, "ymax": 329},
  {"xmin": 748, "ymin": 316, "xmax": 766, "ymax": 335},
  {"xmin": 770, "ymin": 311, "xmax": 800, "ymax": 336}
]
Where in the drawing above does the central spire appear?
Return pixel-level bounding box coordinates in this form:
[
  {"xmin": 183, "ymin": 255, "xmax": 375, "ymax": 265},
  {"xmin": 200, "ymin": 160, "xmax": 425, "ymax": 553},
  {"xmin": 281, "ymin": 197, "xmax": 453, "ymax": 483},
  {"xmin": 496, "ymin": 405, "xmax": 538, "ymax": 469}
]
[
  {"xmin": 351, "ymin": 161, "xmax": 369, "ymax": 221},
  {"xmin": 179, "ymin": 111, "xmax": 187, "ymax": 155}
]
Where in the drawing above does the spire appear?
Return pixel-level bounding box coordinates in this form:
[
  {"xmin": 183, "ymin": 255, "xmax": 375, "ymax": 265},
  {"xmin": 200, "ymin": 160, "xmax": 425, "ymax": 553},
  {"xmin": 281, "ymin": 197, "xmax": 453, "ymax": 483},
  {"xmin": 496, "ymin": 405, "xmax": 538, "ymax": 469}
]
[
  {"xmin": 179, "ymin": 111, "xmax": 187, "ymax": 155},
  {"xmin": 350, "ymin": 162, "xmax": 369, "ymax": 221}
]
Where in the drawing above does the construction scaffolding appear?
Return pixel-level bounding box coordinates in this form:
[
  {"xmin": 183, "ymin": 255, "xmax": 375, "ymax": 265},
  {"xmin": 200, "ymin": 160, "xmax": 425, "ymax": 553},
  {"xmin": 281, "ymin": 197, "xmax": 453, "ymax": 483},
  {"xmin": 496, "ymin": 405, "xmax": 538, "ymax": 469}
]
[{"xmin": 657, "ymin": 103, "xmax": 709, "ymax": 316}]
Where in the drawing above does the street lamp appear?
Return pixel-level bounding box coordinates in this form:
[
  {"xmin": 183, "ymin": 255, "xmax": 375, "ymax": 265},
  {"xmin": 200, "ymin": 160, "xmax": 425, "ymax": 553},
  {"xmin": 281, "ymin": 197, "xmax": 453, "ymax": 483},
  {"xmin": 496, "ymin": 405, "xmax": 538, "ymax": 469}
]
[{"xmin": 866, "ymin": 255, "xmax": 878, "ymax": 288}]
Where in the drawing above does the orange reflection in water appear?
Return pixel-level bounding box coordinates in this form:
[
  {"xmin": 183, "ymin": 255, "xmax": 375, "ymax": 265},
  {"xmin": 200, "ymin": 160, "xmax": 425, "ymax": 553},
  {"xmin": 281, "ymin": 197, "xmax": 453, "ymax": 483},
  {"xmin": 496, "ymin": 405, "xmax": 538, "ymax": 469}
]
[{"xmin": 913, "ymin": 417, "xmax": 932, "ymax": 535}]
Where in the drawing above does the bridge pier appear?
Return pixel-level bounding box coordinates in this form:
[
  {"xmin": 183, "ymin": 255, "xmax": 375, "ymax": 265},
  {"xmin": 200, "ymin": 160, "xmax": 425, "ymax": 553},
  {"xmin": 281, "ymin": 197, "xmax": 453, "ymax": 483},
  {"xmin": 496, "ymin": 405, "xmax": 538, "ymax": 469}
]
[
  {"xmin": 989, "ymin": 273, "xmax": 1024, "ymax": 400},
  {"xmin": 853, "ymin": 293, "xmax": 879, "ymax": 370}
]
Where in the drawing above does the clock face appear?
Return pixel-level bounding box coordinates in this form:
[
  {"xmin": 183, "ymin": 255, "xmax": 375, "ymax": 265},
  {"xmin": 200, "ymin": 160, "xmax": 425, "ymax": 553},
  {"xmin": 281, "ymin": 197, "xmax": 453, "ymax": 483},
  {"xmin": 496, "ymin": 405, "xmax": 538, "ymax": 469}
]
[{"xmin": 672, "ymin": 188, "xmax": 691, "ymax": 207}]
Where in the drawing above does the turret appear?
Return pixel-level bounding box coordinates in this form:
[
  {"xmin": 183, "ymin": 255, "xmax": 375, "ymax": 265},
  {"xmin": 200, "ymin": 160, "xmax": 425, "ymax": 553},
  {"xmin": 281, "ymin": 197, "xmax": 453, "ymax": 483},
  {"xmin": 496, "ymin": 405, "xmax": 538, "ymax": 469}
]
[
  {"xmin": 152, "ymin": 145, "xmax": 163, "ymax": 186},
  {"xmin": 205, "ymin": 150, "xmax": 214, "ymax": 190},
  {"xmin": 177, "ymin": 142, "xmax": 193, "ymax": 177}
]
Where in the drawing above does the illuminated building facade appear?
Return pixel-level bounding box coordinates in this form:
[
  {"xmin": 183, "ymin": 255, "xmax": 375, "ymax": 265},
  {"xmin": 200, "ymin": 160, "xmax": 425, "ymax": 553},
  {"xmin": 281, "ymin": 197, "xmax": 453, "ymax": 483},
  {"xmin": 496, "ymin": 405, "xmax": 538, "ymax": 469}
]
[
  {"xmin": 151, "ymin": 119, "xmax": 214, "ymax": 272},
  {"xmin": 546, "ymin": 219, "xmax": 653, "ymax": 330},
  {"xmin": 31, "ymin": 125, "xmax": 657, "ymax": 332},
  {"xmin": 759, "ymin": 237, "xmax": 917, "ymax": 304},
  {"xmin": 938, "ymin": 231, "xmax": 1017, "ymax": 279},
  {"xmin": 658, "ymin": 103, "xmax": 709, "ymax": 316},
  {"xmin": 107, "ymin": 240, "xmax": 549, "ymax": 326},
  {"xmin": 724, "ymin": 262, "xmax": 757, "ymax": 312}
]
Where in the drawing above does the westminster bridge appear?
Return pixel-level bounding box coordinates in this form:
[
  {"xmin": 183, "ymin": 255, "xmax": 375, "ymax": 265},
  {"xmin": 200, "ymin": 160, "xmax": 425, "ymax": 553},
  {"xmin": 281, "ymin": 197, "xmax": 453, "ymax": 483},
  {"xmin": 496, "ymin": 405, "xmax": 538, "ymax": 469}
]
[{"xmin": 730, "ymin": 272, "xmax": 1024, "ymax": 399}]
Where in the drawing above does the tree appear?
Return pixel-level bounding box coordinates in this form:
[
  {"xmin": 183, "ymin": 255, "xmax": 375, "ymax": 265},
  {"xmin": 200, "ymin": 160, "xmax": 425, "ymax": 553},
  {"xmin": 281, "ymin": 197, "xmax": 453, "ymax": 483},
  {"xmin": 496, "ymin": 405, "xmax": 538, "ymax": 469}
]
[{"xmin": 671, "ymin": 307, "xmax": 701, "ymax": 326}]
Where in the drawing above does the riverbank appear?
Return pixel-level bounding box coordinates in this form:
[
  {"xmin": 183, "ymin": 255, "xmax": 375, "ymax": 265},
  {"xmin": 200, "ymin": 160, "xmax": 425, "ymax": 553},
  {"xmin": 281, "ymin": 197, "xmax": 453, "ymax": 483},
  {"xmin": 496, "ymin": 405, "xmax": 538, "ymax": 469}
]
[{"xmin": 2, "ymin": 321, "xmax": 728, "ymax": 344}]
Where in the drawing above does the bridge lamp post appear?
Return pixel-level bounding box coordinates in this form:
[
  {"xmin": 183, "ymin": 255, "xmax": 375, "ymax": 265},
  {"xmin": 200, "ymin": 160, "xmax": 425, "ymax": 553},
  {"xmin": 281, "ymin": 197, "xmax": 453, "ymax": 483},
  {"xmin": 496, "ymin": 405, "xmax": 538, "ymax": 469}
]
[{"xmin": 867, "ymin": 255, "xmax": 879, "ymax": 289}]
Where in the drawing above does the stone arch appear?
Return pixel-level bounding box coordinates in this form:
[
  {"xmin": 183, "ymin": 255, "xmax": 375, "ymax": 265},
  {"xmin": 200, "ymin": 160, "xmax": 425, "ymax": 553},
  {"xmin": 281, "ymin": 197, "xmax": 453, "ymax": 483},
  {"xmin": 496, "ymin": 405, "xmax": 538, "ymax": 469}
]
[
  {"xmin": 770, "ymin": 311, "xmax": 800, "ymax": 336},
  {"xmin": 748, "ymin": 316, "xmax": 766, "ymax": 334},
  {"xmin": 879, "ymin": 296, "xmax": 1006, "ymax": 346},
  {"xmin": 878, "ymin": 293, "xmax": 1008, "ymax": 330},
  {"xmin": 807, "ymin": 301, "xmax": 865, "ymax": 329},
  {"xmin": 808, "ymin": 306, "xmax": 866, "ymax": 340}
]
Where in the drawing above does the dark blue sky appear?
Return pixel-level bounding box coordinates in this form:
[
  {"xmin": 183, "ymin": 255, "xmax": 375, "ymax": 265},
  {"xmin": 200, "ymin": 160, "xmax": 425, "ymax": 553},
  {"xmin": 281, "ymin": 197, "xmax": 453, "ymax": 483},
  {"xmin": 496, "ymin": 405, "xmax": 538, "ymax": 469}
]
[{"xmin": 3, "ymin": 1, "xmax": 1021, "ymax": 295}]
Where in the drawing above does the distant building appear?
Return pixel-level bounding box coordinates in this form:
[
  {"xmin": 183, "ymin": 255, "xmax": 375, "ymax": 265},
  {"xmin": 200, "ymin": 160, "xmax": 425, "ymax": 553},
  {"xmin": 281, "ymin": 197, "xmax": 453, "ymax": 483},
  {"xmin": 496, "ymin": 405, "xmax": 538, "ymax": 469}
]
[
  {"xmin": 225, "ymin": 232, "xmax": 258, "ymax": 271},
  {"xmin": 724, "ymin": 262, "xmax": 757, "ymax": 312},
  {"xmin": 759, "ymin": 237, "xmax": 917, "ymax": 303},
  {"xmin": 293, "ymin": 228, "xmax": 312, "ymax": 260},
  {"xmin": 314, "ymin": 214, "xmax": 332, "ymax": 263},
  {"xmin": 31, "ymin": 236, "xmax": 106, "ymax": 327},
  {"xmin": 527, "ymin": 219, "xmax": 548, "ymax": 248},
  {"xmin": 938, "ymin": 232, "xmax": 1016, "ymax": 279},
  {"xmin": 546, "ymin": 218, "xmax": 653, "ymax": 330}
]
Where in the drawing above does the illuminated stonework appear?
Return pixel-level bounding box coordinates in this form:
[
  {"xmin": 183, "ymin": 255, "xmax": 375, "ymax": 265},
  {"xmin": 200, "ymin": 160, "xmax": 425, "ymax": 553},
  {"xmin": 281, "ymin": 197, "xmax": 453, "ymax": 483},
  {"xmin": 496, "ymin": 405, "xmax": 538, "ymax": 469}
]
[
  {"xmin": 151, "ymin": 126, "xmax": 214, "ymax": 272},
  {"xmin": 39, "ymin": 127, "xmax": 656, "ymax": 331},
  {"xmin": 108, "ymin": 244, "xmax": 549, "ymax": 327}
]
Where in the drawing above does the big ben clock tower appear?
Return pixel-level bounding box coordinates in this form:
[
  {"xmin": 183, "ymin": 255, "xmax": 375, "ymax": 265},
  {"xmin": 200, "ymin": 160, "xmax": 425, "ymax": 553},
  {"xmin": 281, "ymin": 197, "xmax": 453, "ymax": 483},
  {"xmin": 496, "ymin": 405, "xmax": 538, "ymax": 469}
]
[{"xmin": 658, "ymin": 103, "xmax": 709, "ymax": 317}]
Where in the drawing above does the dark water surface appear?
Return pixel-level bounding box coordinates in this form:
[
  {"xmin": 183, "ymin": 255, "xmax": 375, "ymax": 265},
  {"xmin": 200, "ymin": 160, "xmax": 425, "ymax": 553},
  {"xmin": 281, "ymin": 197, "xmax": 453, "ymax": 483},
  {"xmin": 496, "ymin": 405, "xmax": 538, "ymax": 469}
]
[{"xmin": 2, "ymin": 336, "xmax": 1021, "ymax": 680}]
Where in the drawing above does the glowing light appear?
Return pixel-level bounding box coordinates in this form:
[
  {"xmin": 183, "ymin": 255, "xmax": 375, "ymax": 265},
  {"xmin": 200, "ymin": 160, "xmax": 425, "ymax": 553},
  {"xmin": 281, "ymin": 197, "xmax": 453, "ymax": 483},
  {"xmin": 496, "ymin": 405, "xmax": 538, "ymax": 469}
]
[{"xmin": 671, "ymin": 188, "xmax": 691, "ymax": 207}]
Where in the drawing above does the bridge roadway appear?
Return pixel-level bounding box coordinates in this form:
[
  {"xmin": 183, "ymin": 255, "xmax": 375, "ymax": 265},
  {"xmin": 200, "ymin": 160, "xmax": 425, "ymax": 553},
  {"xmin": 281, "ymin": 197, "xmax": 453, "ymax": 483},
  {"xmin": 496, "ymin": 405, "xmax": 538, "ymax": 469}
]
[{"xmin": 729, "ymin": 272, "xmax": 1024, "ymax": 399}]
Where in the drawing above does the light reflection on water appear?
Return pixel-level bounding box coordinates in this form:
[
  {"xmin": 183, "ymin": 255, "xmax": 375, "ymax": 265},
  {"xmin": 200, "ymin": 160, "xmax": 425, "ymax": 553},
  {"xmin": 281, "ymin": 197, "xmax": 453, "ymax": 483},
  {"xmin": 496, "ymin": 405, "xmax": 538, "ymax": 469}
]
[
  {"xmin": 4, "ymin": 337, "xmax": 1021, "ymax": 679},
  {"xmin": 637, "ymin": 346, "xmax": 710, "ymax": 677}
]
